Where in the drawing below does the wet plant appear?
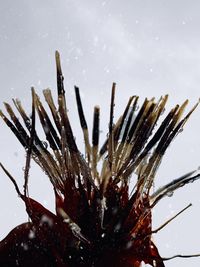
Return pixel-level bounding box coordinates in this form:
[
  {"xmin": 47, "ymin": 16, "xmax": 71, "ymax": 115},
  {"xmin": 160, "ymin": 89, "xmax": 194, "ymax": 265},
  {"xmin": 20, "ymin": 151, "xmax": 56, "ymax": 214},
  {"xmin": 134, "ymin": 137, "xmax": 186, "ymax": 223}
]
[{"xmin": 0, "ymin": 51, "xmax": 200, "ymax": 267}]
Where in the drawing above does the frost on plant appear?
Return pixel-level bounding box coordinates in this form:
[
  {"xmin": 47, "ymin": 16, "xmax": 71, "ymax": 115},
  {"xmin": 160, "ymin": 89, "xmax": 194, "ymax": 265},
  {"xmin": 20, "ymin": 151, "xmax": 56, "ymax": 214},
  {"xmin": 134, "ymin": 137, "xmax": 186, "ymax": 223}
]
[{"xmin": 0, "ymin": 51, "xmax": 200, "ymax": 267}]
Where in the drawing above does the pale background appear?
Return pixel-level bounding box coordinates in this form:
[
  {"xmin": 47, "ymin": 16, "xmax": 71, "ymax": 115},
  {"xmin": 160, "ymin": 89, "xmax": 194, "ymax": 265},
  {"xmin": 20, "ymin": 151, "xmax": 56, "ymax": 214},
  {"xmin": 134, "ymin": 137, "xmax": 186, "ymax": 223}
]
[{"xmin": 0, "ymin": 1, "xmax": 200, "ymax": 266}]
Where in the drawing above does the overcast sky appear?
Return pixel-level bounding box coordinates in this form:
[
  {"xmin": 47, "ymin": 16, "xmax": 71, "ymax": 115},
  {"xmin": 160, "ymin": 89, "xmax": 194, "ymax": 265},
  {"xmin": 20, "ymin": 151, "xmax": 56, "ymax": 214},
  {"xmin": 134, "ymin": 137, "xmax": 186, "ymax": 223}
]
[{"xmin": 1, "ymin": 1, "xmax": 200, "ymax": 266}]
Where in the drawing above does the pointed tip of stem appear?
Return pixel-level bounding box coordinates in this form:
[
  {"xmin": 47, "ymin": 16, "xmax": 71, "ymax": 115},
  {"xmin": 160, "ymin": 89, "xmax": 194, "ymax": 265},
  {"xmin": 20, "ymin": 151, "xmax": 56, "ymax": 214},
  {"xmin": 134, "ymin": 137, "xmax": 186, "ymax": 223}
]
[
  {"xmin": 94, "ymin": 105, "xmax": 100, "ymax": 111},
  {"xmin": 55, "ymin": 50, "xmax": 60, "ymax": 59},
  {"xmin": 55, "ymin": 50, "xmax": 62, "ymax": 72}
]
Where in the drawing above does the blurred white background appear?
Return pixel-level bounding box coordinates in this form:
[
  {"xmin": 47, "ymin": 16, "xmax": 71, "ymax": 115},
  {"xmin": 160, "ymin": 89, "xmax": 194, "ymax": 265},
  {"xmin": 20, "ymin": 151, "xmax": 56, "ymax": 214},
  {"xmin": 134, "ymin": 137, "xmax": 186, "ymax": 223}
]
[{"xmin": 0, "ymin": 1, "xmax": 200, "ymax": 266}]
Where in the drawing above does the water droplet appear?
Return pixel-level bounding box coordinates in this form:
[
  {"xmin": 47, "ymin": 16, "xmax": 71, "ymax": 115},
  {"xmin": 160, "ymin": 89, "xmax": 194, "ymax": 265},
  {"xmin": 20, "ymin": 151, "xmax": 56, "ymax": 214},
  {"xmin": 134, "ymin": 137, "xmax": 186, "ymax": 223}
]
[
  {"xmin": 161, "ymin": 108, "xmax": 165, "ymax": 115},
  {"xmin": 42, "ymin": 141, "xmax": 48, "ymax": 149},
  {"xmin": 126, "ymin": 241, "xmax": 132, "ymax": 249},
  {"xmin": 167, "ymin": 191, "xmax": 174, "ymax": 197},
  {"xmin": 114, "ymin": 222, "xmax": 121, "ymax": 232},
  {"xmin": 28, "ymin": 230, "xmax": 35, "ymax": 239},
  {"xmin": 178, "ymin": 128, "xmax": 183, "ymax": 134},
  {"xmin": 40, "ymin": 214, "xmax": 53, "ymax": 227},
  {"xmin": 101, "ymin": 233, "xmax": 105, "ymax": 238},
  {"xmin": 14, "ymin": 151, "xmax": 18, "ymax": 157},
  {"xmin": 135, "ymin": 105, "xmax": 139, "ymax": 111},
  {"xmin": 21, "ymin": 242, "xmax": 28, "ymax": 251}
]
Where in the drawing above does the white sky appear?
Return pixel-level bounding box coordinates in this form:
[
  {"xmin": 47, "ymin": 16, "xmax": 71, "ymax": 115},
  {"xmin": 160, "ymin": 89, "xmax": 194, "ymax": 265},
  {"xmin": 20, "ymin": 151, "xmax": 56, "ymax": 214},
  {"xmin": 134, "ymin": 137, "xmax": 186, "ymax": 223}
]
[{"xmin": 0, "ymin": 1, "xmax": 200, "ymax": 266}]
